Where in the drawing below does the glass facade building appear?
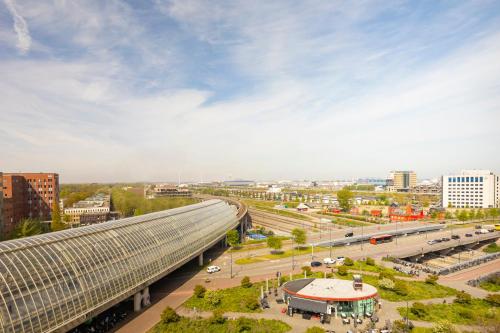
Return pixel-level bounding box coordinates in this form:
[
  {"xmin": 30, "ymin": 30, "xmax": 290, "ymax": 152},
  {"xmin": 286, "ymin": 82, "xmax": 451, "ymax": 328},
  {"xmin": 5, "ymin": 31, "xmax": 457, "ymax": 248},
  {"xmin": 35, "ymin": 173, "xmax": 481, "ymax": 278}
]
[{"xmin": 0, "ymin": 199, "xmax": 237, "ymax": 333}]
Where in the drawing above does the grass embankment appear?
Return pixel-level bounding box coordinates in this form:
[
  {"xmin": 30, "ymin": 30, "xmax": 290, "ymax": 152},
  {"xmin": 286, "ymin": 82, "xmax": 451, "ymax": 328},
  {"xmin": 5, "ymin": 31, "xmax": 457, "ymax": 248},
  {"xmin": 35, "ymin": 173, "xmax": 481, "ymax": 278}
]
[
  {"xmin": 398, "ymin": 299, "xmax": 499, "ymax": 326},
  {"xmin": 351, "ymin": 260, "xmax": 409, "ymax": 277},
  {"xmin": 235, "ymin": 246, "xmax": 326, "ymax": 265},
  {"xmin": 483, "ymin": 243, "xmax": 500, "ymax": 253},
  {"xmin": 150, "ymin": 316, "xmax": 291, "ymax": 333},
  {"xmin": 479, "ymin": 275, "xmax": 500, "ymax": 292},
  {"xmin": 316, "ymin": 212, "xmax": 370, "ymax": 226},
  {"xmin": 184, "ymin": 281, "xmax": 268, "ymax": 313},
  {"xmin": 243, "ymin": 199, "xmax": 312, "ymax": 221}
]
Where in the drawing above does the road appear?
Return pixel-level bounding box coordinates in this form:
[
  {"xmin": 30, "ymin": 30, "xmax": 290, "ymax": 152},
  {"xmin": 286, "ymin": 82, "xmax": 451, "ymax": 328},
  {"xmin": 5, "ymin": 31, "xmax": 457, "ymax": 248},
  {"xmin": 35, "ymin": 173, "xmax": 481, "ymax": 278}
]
[{"xmin": 115, "ymin": 222, "xmax": 498, "ymax": 333}]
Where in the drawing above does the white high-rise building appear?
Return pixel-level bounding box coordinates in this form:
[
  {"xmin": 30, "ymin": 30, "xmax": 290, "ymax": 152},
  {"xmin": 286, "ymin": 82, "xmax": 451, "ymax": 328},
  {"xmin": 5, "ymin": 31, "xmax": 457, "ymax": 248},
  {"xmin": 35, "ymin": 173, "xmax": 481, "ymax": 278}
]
[{"xmin": 442, "ymin": 170, "xmax": 499, "ymax": 208}]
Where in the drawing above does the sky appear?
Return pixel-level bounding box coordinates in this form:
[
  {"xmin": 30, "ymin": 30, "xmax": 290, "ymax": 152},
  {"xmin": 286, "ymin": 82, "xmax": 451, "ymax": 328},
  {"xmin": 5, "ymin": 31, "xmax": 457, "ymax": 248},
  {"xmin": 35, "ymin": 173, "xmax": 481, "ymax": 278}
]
[{"xmin": 1, "ymin": 0, "xmax": 500, "ymax": 183}]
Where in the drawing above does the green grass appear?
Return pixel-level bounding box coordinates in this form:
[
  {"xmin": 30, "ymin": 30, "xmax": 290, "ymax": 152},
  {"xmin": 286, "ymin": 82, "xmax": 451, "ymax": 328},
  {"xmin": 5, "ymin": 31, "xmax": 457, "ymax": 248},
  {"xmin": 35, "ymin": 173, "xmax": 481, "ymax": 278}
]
[
  {"xmin": 411, "ymin": 327, "xmax": 433, "ymax": 333},
  {"xmin": 184, "ymin": 283, "xmax": 264, "ymax": 313},
  {"xmin": 335, "ymin": 273, "xmax": 457, "ymax": 301},
  {"xmin": 483, "ymin": 243, "xmax": 500, "ymax": 253},
  {"xmin": 235, "ymin": 246, "xmax": 327, "ymax": 265},
  {"xmin": 150, "ymin": 316, "xmax": 291, "ymax": 333},
  {"xmin": 398, "ymin": 299, "xmax": 500, "ymax": 326},
  {"xmin": 316, "ymin": 212, "xmax": 370, "ymax": 226},
  {"xmin": 352, "ymin": 260, "xmax": 409, "ymax": 277},
  {"xmin": 479, "ymin": 275, "xmax": 500, "ymax": 292}
]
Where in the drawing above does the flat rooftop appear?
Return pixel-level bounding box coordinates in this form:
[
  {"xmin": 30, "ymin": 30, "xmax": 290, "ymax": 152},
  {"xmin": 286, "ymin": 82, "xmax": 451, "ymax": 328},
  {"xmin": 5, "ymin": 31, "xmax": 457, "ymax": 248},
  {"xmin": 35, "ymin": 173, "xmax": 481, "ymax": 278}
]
[{"xmin": 284, "ymin": 278, "xmax": 377, "ymax": 301}]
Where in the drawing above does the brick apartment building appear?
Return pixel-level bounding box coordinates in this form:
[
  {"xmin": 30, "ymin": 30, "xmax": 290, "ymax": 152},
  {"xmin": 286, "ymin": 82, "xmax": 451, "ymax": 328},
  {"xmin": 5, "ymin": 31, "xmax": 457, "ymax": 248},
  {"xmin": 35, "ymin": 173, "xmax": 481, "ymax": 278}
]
[{"xmin": 1, "ymin": 173, "xmax": 59, "ymax": 238}]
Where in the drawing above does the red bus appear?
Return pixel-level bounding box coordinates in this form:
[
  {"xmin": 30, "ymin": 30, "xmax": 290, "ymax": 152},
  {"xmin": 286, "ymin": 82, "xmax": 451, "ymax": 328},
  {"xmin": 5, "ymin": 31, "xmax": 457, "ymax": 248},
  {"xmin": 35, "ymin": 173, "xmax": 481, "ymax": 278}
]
[{"xmin": 370, "ymin": 234, "xmax": 393, "ymax": 245}]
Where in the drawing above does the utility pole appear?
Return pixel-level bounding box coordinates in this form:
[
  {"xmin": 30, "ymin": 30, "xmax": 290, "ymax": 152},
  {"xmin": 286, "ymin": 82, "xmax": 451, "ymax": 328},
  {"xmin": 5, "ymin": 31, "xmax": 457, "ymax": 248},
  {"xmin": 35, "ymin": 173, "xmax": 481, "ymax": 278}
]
[{"xmin": 291, "ymin": 237, "xmax": 295, "ymax": 270}]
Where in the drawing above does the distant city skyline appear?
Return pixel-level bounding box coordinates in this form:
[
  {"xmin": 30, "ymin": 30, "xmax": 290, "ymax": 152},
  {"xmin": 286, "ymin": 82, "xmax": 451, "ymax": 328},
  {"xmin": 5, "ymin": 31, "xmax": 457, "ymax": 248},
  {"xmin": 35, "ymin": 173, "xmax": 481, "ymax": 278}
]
[{"xmin": 1, "ymin": 1, "xmax": 500, "ymax": 183}]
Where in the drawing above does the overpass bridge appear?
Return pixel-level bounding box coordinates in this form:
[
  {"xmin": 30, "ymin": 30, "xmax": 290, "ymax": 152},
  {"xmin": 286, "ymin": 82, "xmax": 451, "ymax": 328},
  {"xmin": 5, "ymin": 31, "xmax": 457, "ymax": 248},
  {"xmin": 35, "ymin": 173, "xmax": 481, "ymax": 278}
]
[
  {"xmin": 394, "ymin": 232, "xmax": 499, "ymax": 260},
  {"xmin": 0, "ymin": 199, "xmax": 248, "ymax": 333}
]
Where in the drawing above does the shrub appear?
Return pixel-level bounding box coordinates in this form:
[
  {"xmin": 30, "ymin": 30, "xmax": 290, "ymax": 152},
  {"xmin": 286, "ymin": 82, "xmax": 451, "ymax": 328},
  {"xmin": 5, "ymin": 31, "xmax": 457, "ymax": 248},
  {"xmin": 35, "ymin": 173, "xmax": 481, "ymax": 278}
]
[
  {"xmin": 337, "ymin": 265, "xmax": 348, "ymax": 276},
  {"xmin": 193, "ymin": 285, "xmax": 206, "ymax": 298},
  {"xmin": 243, "ymin": 298, "xmax": 260, "ymax": 311},
  {"xmin": 379, "ymin": 271, "xmax": 395, "ymax": 281},
  {"xmin": 394, "ymin": 280, "xmax": 409, "ymax": 296},
  {"xmin": 344, "ymin": 257, "xmax": 354, "ymax": 266},
  {"xmin": 302, "ymin": 266, "xmax": 312, "ymax": 276},
  {"xmin": 209, "ymin": 310, "xmax": 226, "ymax": 324},
  {"xmin": 410, "ymin": 302, "xmax": 427, "ymax": 318},
  {"xmin": 161, "ymin": 306, "xmax": 180, "ymax": 324},
  {"xmin": 431, "ymin": 320, "xmax": 458, "ymax": 333},
  {"xmin": 366, "ymin": 257, "xmax": 375, "ymax": 266},
  {"xmin": 457, "ymin": 308, "xmax": 473, "ymax": 319},
  {"xmin": 485, "ymin": 293, "xmax": 500, "ymax": 306},
  {"xmin": 379, "ymin": 278, "xmax": 395, "ymax": 290},
  {"xmin": 306, "ymin": 327, "xmax": 326, "ymax": 333},
  {"xmin": 204, "ymin": 290, "xmax": 222, "ymax": 306},
  {"xmin": 454, "ymin": 291, "xmax": 471, "ymax": 304},
  {"xmin": 241, "ymin": 276, "xmax": 252, "ymax": 288},
  {"xmin": 393, "ymin": 319, "xmax": 412, "ymax": 333},
  {"xmin": 426, "ymin": 274, "xmax": 439, "ymax": 285},
  {"xmin": 326, "ymin": 272, "xmax": 334, "ymax": 278}
]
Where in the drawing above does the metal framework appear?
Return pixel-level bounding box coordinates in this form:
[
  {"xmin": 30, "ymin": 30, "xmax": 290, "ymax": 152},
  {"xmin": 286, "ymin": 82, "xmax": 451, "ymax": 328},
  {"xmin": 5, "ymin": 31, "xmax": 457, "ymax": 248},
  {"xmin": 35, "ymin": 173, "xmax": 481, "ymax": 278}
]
[{"xmin": 0, "ymin": 199, "xmax": 237, "ymax": 333}]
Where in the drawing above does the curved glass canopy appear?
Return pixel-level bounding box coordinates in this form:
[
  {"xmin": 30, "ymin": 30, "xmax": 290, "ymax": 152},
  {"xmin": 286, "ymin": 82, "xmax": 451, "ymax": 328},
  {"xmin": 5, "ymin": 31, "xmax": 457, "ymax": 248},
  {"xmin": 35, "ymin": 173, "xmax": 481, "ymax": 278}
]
[{"xmin": 0, "ymin": 199, "xmax": 237, "ymax": 333}]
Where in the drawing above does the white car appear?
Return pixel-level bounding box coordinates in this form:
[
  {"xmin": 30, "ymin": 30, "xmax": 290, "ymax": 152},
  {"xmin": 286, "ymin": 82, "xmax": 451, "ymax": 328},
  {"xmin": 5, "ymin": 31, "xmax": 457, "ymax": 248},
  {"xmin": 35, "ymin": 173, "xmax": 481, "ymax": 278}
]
[
  {"xmin": 206, "ymin": 265, "xmax": 221, "ymax": 273},
  {"xmin": 323, "ymin": 257, "xmax": 336, "ymax": 265}
]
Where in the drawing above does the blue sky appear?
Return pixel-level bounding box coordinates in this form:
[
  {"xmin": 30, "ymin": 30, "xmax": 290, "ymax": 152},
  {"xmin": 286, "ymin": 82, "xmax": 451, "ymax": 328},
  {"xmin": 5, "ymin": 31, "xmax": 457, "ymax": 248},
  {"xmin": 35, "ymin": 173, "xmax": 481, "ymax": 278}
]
[{"xmin": 1, "ymin": 0, "xmax": 499, "ymax": 182}]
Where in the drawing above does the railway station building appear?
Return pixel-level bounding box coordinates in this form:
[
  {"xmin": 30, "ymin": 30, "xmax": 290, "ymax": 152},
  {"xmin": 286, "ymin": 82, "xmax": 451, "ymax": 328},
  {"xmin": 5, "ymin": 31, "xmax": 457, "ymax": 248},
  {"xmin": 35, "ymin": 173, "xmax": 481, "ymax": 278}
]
[{"xmin": 283, "ymin": 276, "xmax": 378, "ymax": 318}]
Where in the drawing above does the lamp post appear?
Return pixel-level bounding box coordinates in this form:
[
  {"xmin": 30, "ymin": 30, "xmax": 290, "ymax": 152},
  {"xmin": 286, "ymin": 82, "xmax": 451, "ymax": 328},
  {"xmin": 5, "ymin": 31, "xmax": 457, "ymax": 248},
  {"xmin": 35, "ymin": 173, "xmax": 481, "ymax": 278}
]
[
  {"xmin": 291, "ymin": 236, "xmax": 295, "ymax": 270},
  {"xmin": 329, "ymin": 222, "xmax": 332, "ymax": 258}
]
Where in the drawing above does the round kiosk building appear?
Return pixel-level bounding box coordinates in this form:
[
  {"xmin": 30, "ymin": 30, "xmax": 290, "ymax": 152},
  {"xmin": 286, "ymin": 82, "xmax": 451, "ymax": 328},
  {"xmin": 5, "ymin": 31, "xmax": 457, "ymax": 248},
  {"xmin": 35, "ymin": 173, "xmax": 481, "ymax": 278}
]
[{"xmin": 282, "ymin": 275, "xmax": 378, "ymax": 318}]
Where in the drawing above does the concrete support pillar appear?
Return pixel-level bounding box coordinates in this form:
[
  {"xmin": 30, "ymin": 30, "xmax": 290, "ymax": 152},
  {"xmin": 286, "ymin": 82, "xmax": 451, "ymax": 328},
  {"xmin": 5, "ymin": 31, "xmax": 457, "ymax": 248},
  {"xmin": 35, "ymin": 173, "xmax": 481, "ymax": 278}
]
[
  {"xmin": 142, "ymin": 286, "xmax": 151, "ymax": 307},
  {"xmin": 134, "ymin": 287, "xmax": 151, "ymax": 312},
  {"xmin": 133, "ymin": 292, "xmax": 142, "ymax": 312},
  {"xmin": 198, "ymin": 252, "xmax": 204, "ymax": 267}
]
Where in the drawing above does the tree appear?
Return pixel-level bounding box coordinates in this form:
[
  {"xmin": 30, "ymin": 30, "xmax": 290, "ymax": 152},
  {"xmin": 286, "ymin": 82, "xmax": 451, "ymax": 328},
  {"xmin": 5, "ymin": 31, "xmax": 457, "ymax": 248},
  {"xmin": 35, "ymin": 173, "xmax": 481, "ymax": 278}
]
[
  {"xmin": 302, "ymin": 266, "xmax": 312, "ymax": 276},
  {"xmin": 266, "ymin": 236, "xmax": 282, "ymax": 252},
  {"xmin": 454, "ymin": 291, "xmax": 472, "ymax": 304},
  {"xmin": 457, "ymin": 210, "xmax": 468, "ymax": 222},
  {"xmin": 337, "ymin": 265, "xmax": 348, "ymax": 276},
  {"xmin": 226, "ymin": 229, "xmax": 240, "ymax": 247},
  {"xmin": 12, "ymin": 218, "xmax": 42, "ymax": 239},
  {"xmin": 379, "ymin": 278, "xmax": 395, "ymax": 290},
  {"xmin": 379, "ymin": 271, "xmax": 395, "ymax": 281},
  {"xmin": 476, "ymin": 209, "xmax": 485, "ymax": 219},
  {"xmin": 291, "ymin": 228, "xmax": 306, "ymax": 248},
  {"xmin": 410, "ymin": 302, "xmax": 428, "ymax": 318},
  {"xmin": 344, "ymin": 257, "xmax": 354, "ymax": 266},
  {"xmin": 425, "ymin": 274, "xmax": 439, "ymax": 285},
  {"xmin": 51, "ymin": 200, "xmax": 66, "ymax": 232},
  {"xmin": 394, "ymin": 280, "xmax": 409, "ymax": 296},
  {"xmin": 431, "ymin": 320, "xmax": 458, "ymax": 333},
  {"xmin": 193, "ymin": 285, "xmax": 206, "ymax": 298},
  {"xmin": 337, "ymin": 188, "xmax": 353, "ymax": 212},
  {"xmin": 489, "ymin": 208, "xmax": 499, "ymax": 219},
  {"xmin": 204, "ymin": 290, "xmax": 222, "ymax": 306},
  {"xmin": 240, "ymin": 276, "xmax": 252, "ymax": 288},
  {"xmin": 365, "ymin": 257, "xmax": 375, "ymax": 266},
  {"xmin": 160, "ymin": 306, "xmax": 180, "ymax": 324},
  {"xmin": 243, "ymin": 297, "xmax": 259, "ymax": 311}
]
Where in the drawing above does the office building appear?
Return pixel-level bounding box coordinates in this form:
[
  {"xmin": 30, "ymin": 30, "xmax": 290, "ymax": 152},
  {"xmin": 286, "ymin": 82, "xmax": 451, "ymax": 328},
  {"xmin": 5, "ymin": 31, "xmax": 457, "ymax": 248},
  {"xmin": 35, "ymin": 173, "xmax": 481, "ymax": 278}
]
[
  {"xmin": 64, "ymin": 193, "xmax": 114, "ymax": 226},
  {"xmin": 1, "ymin": 173, "xmax": 59, "ymax": 238},
  {"xmin": 386, "ymin": 171, "xmax": 417, "ymax": 192},
  {"xmin": 442, "ymin": 170, "xmax": 499, "ymax": 208}
]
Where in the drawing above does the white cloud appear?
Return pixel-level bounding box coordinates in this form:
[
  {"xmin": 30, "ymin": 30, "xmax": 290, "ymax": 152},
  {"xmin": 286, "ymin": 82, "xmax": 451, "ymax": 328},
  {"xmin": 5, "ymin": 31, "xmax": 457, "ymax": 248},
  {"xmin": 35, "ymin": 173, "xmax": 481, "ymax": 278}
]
[{"xmin": 3, "ymin": 0, "xmax": 31, "ymax": 54}]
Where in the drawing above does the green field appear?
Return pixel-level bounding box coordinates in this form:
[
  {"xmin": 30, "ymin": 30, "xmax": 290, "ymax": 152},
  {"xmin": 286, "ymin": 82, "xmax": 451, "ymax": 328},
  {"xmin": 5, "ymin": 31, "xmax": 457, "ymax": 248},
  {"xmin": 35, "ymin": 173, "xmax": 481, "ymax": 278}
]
[
  {"xmin": 399, "ymin": 299, "xmax": 499, "ymax": 325},
  {"xmin": 150, "ymin": 316, "xmax": 291, "ymax": 333}
]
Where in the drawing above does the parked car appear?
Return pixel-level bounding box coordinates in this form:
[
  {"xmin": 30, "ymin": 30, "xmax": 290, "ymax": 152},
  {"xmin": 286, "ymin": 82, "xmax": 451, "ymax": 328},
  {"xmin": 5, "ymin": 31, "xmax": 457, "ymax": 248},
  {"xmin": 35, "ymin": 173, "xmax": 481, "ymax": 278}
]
[
  {"xmin": 206, "ymin": 265, "xmax": 221, "ymax": 273},
  {"xmin": 323, "ymin": 257, "xmax": 336, "ymax": 264},
  {"xmin": 451, "ymin": 235, "xmax": 460, "ymax": 240},
  {"xmin": 356, "ymin": 318, "xmax": 363, "ymax": 324},
  {"xmin": 441, "ymin": 237, "xmax": 450, "ymax": 242},
  {"xmin": 427, "ymin": 240, "xmax": 437, "ymax": 245},
  {"xmin": 345, "ymin": 232, "xmax": 354, "ymax": 237},
  {"xmin": 311, "ymin": 261, "xmax": 322, "ymax": 267},
  {"xmin": 475, "ymin": 231, "xmax": 482, "ymax": 235},
  {"xmin": 465, "ymin": 233, "xmax": 473, "ymax": 237}
]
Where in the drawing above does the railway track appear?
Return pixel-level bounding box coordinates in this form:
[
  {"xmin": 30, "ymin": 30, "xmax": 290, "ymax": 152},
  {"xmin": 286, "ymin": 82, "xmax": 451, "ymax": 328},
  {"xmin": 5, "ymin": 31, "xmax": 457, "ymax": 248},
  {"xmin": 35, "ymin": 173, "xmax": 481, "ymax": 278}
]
[{"xmin": 249, "ymin": 208, "xmax": 328, "ymax": 234}]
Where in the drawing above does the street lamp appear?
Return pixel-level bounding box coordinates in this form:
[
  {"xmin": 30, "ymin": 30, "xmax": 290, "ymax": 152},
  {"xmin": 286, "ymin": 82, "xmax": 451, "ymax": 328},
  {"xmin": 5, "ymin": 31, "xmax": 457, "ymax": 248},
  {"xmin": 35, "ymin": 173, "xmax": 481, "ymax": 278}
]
[{"xmin": 329, "ymin": 222, "xmax": 332, "ymax": 258}]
